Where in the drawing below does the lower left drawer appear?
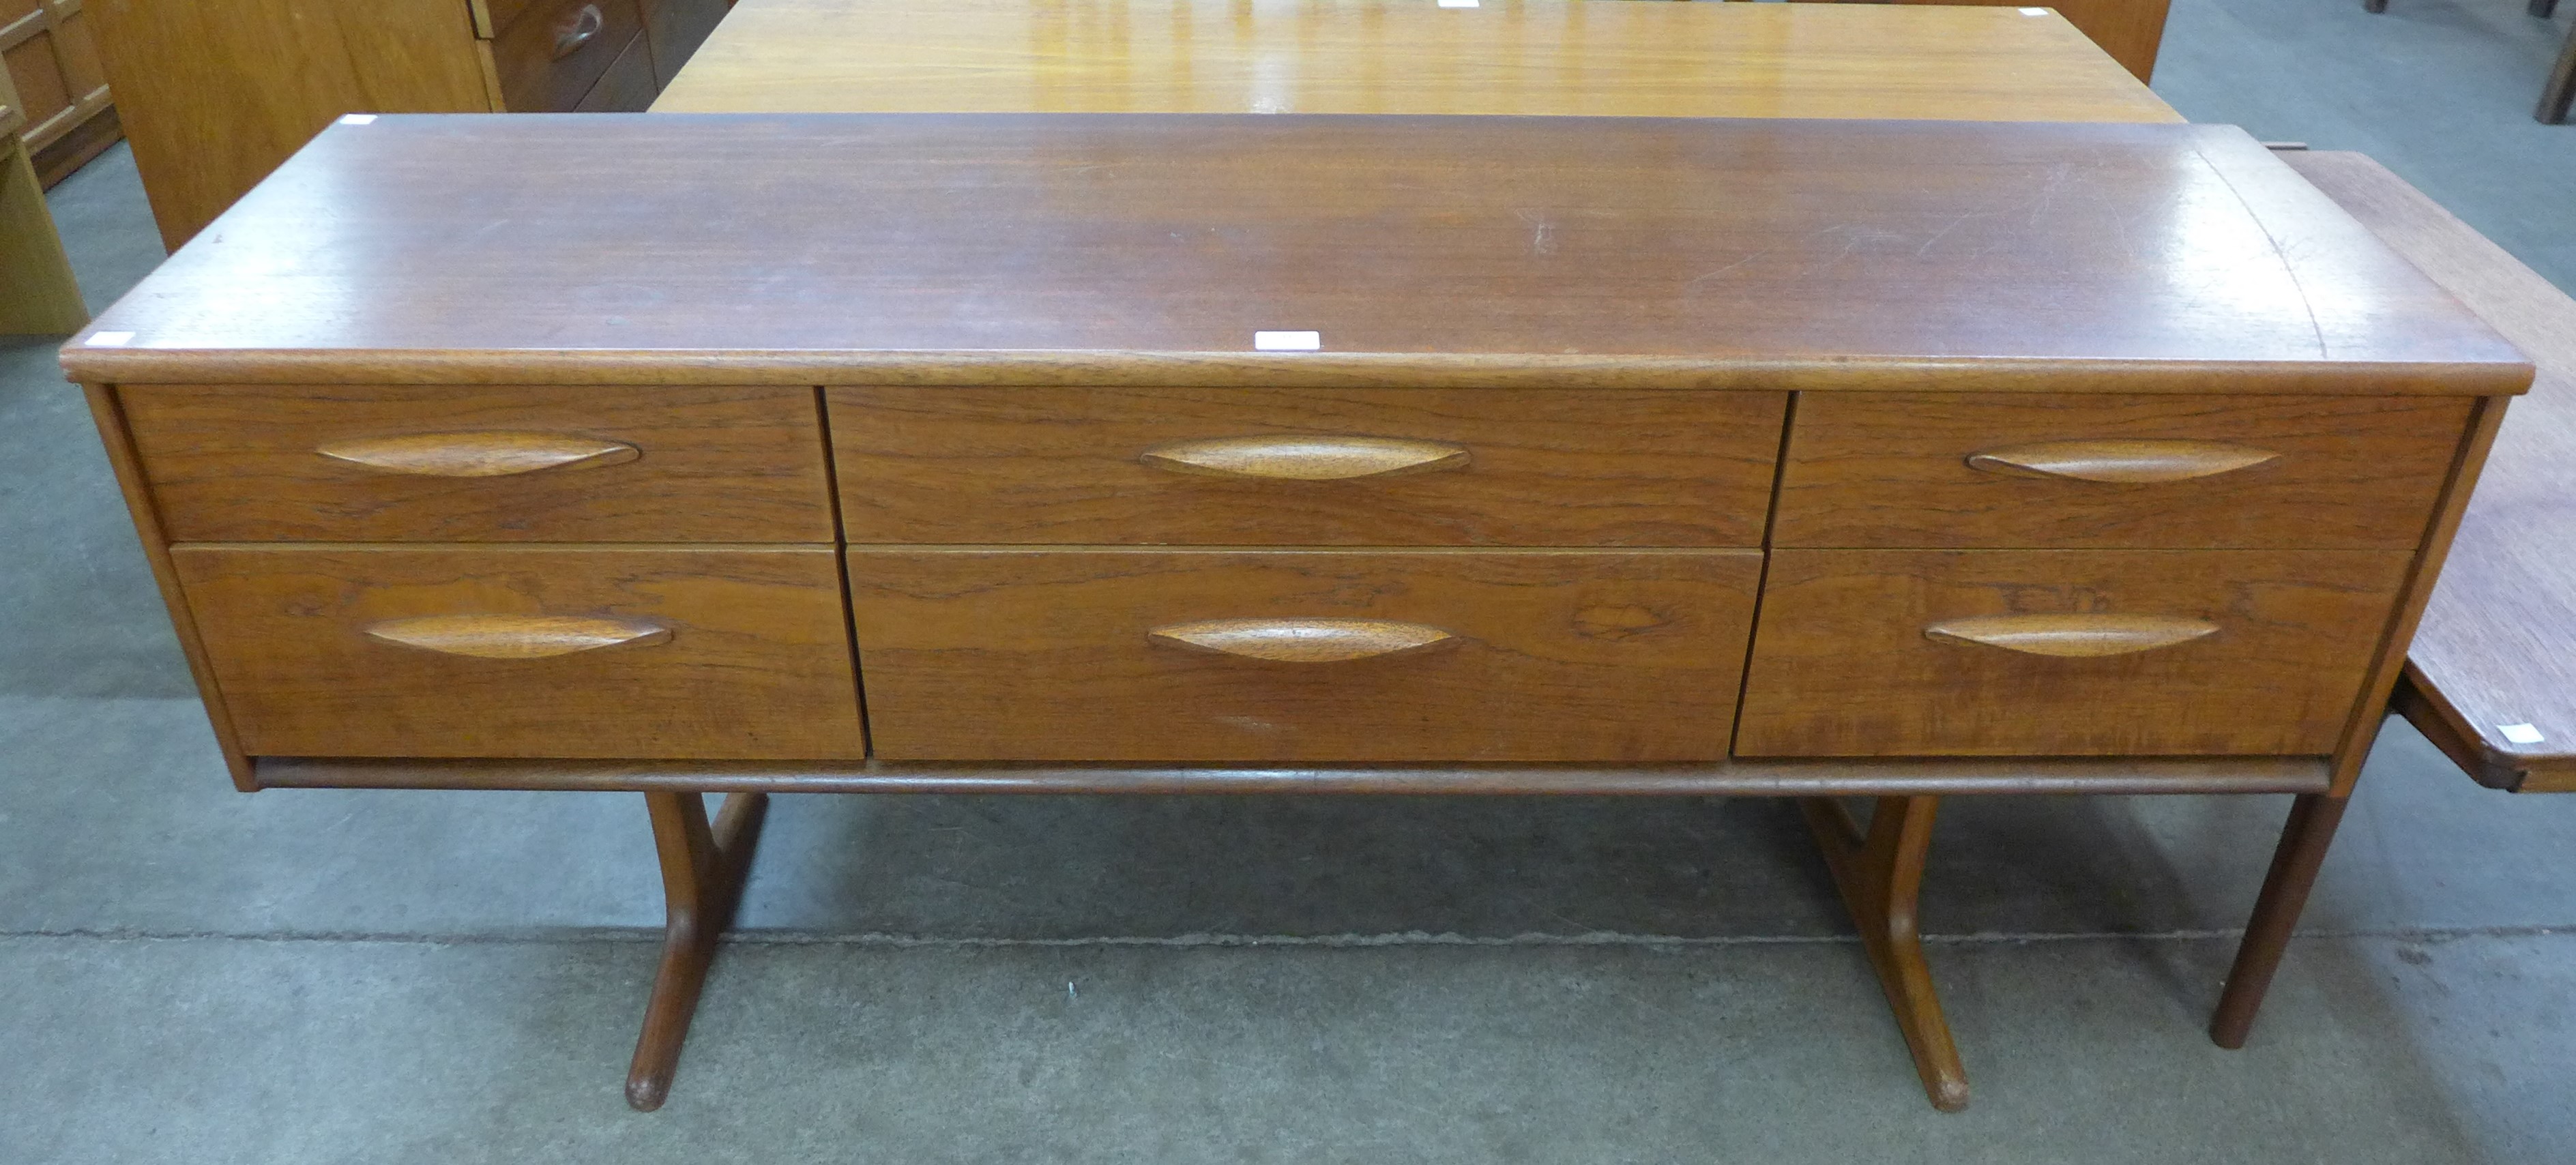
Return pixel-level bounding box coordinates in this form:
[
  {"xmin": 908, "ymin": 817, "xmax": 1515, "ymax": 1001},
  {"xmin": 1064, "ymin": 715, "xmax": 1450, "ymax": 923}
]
[{"xmin": 171, "ymin": 546, "xmax": 867, "ymax": 759}]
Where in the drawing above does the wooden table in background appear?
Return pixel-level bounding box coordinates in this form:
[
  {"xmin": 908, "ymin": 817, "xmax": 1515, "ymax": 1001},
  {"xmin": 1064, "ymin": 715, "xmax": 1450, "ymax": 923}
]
[
  {"xmin": 655, "ymin": 0, "xmax": 2178, "ymax": 122},
  {"xmin": 2286, "ymin": 152, "xmax": 2576, "ymax": 795}
]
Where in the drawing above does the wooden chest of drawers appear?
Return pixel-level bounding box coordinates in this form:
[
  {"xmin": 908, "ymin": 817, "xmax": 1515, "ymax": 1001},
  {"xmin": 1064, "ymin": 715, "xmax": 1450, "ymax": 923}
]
[
  {"xmin": 65, "ymin": 112, "xmax": 2526, "ymax": 776},
  {"xmin": 61, "ymin": 113, "xmax": 2530, "ymax": 1111}
]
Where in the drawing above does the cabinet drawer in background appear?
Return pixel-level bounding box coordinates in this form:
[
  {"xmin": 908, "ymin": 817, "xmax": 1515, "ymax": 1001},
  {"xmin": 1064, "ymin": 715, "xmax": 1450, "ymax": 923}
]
[
  {"xmin": 173, "ymin": 546, "xmax": 866, "ymax": 759},
  {"xmin": 490, "ymin": 0, "xmax": 646, "ymax": 112},
  {"xmin": 828, "ymin": 387, "xmax": 1788, "ymax": 546},
  {"xmin": 119, "ymin": 385, "xmax": 835, "ymax": 542},
  {"xmin": 1773, "ymin": 394, "xmax": 2469, "ymax": 548},
  {"xmin": 1734, "ymin": 548, "xmax": 2413, "ymax": 757},
  {"xmin": 847, "ymin": 548, "xmax": 1763, "ymax": 761}
]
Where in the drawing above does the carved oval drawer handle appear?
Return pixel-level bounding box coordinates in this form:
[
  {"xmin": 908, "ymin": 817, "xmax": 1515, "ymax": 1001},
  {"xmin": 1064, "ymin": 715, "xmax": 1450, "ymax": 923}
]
[
  {"xmin": 364, "ymin": 614, "xmax": 671, "ymax": 659},
  {"xmin": 1148, "ymin": 618, "xmax": 1459, "ymax": 662},
  {"xmin": 1140, "ymin": 435, "xmax": 1471, "ymax": 481},
  {"xmin": 1924, "ymin": 613, "xmax": 2218, "ymax": 658},
  {"xmin": 1965, "ymin": 440, "xmax": 2279, "ymax": 483},
  {"xmin": 317, "ymin": 432, "xmax": 642, "ymax": 477}
]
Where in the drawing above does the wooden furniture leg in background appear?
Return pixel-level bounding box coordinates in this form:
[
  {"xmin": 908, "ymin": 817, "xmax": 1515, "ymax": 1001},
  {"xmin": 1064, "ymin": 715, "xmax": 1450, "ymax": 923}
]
[
  {"xmin": 1, "ymin": 102, "xmax": 88, "ymax": 336},
  {"xmin": 2542, "ymin": 16, "xmax": 2576, "ymax": 124},
  {"xmin": 2207, "ymin": 791, "xmax": 2349, "ymax": 1048},
  {"xmin": 1800, "ymin": 795, "xmax": 1970, "ymax": 1112},
  {"xmin": 626, "ymin": 790, "xmax": 768, "ymax": 1111}
]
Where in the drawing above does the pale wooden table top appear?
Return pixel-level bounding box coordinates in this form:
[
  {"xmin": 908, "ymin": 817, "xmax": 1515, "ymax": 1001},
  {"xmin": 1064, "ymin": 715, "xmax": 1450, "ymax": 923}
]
[{"xmin": 654, "ymin": 0, "xmax": 2180, "ymax": 123}]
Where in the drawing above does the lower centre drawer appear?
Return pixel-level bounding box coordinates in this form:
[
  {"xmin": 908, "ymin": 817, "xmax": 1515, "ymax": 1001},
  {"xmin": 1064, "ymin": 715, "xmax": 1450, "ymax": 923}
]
[
  {"xmin": 847, "ymin": 549, "xmax": 1763, "ymax": 762},
  {"xmin": 173, "ymin": 546, "xmax": 868, "ymax": 759}
]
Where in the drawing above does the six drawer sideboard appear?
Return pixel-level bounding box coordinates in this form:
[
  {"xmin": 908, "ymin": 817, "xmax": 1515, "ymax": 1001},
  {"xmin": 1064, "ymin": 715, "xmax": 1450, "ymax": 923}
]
[{"xmin": 63, "ymin": 113, "xmax": 2532, "ymax": 1111}]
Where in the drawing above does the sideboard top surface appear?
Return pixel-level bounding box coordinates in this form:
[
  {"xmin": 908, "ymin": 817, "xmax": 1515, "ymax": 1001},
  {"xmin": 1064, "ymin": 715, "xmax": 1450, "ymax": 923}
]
[{"xmin": 63, "ymin": 113, "xmax": 2530, "ymax": 392}]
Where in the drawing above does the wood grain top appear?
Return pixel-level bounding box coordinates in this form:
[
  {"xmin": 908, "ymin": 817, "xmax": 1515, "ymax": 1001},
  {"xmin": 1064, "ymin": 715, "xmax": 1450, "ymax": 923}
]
[
  {"xmin": 65, "ymin": 114, "xmax": 2529, "ymax": 391},
  {"xmin": 2284, "ymin": 151, "xmax": 2576, "ymax": 782},
  {"xmin": 653, "ymin": 0, "xmax": 2181, "ymax": 125}
]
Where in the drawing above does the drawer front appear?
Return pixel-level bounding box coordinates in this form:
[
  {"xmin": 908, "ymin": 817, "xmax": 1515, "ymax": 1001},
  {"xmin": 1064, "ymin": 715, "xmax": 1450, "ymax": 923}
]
[
  {"xmin": 847, "ymin": 549, "xmax": 1763, "ymax": 761},
  {"xmin": 492, "ymin": 0, "xmax": 646, "ymax": 112},
  {"xmin": 1773, "ymin": 394, "xmax": 2470, "ymax": 548},
  {"xmin": 174, "ymin": 546, "xmax": 866, "ymax": 758},
  {"xmin": 121, "ymin": 385, "xmax": 834, "ymax": 542},
  {"xmin": 829, "ymin": 387, "xmax": 1788, "ymax": 546},
  {"xmin": 1734, "ymin": 548, "xmax": 2414, "ymax": 757}
]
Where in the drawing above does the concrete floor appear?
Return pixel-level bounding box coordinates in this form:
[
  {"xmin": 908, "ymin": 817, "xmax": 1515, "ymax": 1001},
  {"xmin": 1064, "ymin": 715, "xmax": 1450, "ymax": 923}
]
[{"xmin": 6, "ymin": 2, "xmax": 2576, "ymax": 1160}]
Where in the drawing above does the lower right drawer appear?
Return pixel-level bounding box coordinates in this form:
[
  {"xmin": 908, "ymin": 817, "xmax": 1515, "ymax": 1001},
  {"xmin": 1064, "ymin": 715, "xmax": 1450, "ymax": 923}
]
[{"xmin": 1734, "ymin": 548, "xmax": 2415, "ymax": 757}]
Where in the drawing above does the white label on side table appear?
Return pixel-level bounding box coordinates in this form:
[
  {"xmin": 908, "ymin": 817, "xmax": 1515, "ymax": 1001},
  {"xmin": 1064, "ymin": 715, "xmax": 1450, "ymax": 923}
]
[
  {"xmin": 86, "ymin": 331, "xmax": 135, "ymax": 346},
  {"xmin": 1254, "ymin": 331, "xmax": 1322, "ymax": 351},
  {"xmin": 2500, "ymin": 723, "xmax": 2547, "ymax": 745}
]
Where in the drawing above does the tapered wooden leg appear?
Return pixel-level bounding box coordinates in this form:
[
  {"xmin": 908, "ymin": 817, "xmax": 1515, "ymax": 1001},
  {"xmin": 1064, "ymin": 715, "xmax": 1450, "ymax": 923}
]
[
  {"xmin": 1800, "ymin": 795, "xmax": 1970, "ymax": 1112},
  {"xmin": 2543, "ymin": 18, "xmax": 2576, "ymax": 124},
  {"xmin": 626, "ymin": 791, "xmax": 767, "ymax": 1111},
  {"xmin": 2208, "ymin": 792, "xmax": 2348, "ymax": 1049}
]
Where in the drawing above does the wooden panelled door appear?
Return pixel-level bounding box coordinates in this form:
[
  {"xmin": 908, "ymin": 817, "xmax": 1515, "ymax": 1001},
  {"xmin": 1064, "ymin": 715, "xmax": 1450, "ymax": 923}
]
[{"xmin": 0, "ymin": 0, "xmax": 115, "ymax": 185}]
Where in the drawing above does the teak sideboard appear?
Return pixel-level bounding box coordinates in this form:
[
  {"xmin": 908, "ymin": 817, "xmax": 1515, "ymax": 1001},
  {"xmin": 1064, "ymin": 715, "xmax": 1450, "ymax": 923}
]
[{"xmin": 63, "ymin": 113, "xmax": 2531, "ymax": 1112}]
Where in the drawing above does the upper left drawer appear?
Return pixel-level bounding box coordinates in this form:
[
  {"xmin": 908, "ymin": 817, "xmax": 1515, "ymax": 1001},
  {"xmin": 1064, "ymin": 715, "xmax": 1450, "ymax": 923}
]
[{"xmin": 119, "ymin": 385, "xmax": 836, "ymax": 543}]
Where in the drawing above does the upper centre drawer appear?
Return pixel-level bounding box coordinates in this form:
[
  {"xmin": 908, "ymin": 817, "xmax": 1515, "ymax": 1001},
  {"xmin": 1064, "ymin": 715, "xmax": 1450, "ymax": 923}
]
[
  {"xmin": 1773, "ymin": 393, "xmax": 2470, "ymax": 548},
  {"xmin": 119, "ymin": 385, "xmax": 836, "ymax": 543},
  {"xmin": 828, "ymin": 387, "xmax": 1788, "ymax": 546}
]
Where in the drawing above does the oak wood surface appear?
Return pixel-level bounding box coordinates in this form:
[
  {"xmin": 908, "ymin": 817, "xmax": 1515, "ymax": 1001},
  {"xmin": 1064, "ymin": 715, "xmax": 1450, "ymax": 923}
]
[
  {"xmin": 1734, "ymin": 548, "xmax": 2415, "ymax": 756},
  {"xmin": 639, "ymin": 0, "xmax": 727, "ymax": 88},
  {"xmin": 655, "ymin": 0, "xmax": 2178, "ymax": 124},
  {"xmin": 1774, "ymin": 393, "xmax": 2471, "ymax": 548},
  {"xmin": 1867, "ymin": 0, "xmax": 2172, "ymax": 85},
  {"xmin": 828, "ymin": 387, "xmax": 1784, "ymax": 546},
  {"xmin": 82, "ymin": 0, "xmax": 496, "ymax": 249},
  {"xmin": 121, "ymin": 384, "xmax": 836, "ymax": 542},
  {"xmin": 62, "ymin": 114, "xmax": 2529, "ymax": 394},
  {"xmin": 172, "ymin": 544, "xmax": 868, "ymax": 758},
  {"xmin": 2283, "ymin": 151, "xmax": 2576, "ymax": 792},
  {"xmin": 847, "ymin": 548, "xmax": 1761, "ymax": 763},
  {"xmin": 492, "ymin": 0, "xmax": 643, "ymax": 113},
  {"xmin": 253, "ymin": 754, "xmax": 2337, "ymax": 796}
]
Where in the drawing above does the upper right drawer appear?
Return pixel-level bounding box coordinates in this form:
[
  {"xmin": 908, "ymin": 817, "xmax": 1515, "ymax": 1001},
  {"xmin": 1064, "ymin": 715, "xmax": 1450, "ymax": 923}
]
[{"xmin": 1772, "ymin": 394, "xmax": 2472, "ymax": 549}]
